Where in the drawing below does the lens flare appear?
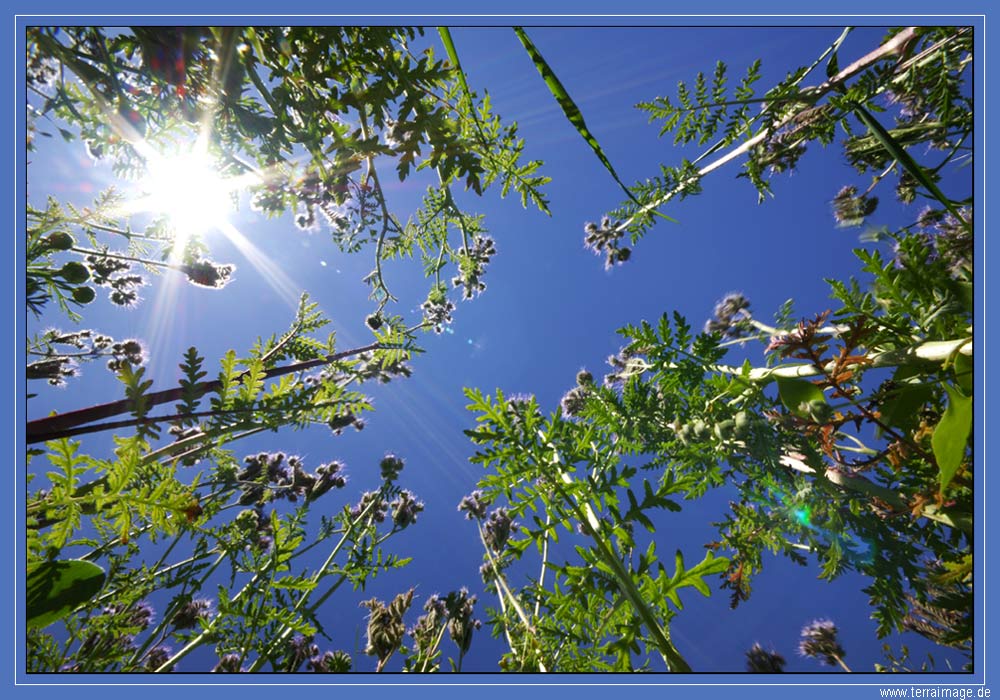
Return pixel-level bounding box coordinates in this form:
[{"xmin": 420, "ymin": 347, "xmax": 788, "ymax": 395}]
[{"xmin": 142, "ymin": 150, "xmax": 234, "ymax": 236}]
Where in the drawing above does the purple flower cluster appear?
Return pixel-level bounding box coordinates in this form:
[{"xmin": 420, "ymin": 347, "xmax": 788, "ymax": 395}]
[
  {"xmin": 171, "ymin": 598, "xmax": 213, "ymax": 630},
  {"xmin": 390, "ymin": 490, "xmax": 424, "ymax": 529},
  {"xmin": 483, "ymin": 507, "xmax": 518, "ymax": 552},
  {"xmin": 421, "ymin": 296, "xmax": 456, "ymax": 333},
  {"xmin": 307, "ymin": 649, "xmax": 352, "ymax": 672},
  {"xmin": 212, "ymin": 653, "xmax": 246, "ymax": 673},
  {"xmin": 443, "ymin": 588, "xmax": 482, "ymax": 655},
  {"xmin": 85, "ymin": 252, "xmax": 145, "ymax": 308},
  {"xmin": 583, "ymin": 216, "xmax": 630, "ymax": 270},
  {"xmin": 457, "ymin": 490, "xmax": 490, "ymax": 520},
  {"xmin": 237, "ymin": 452, "xmax": 348, "ymax": 505},
  {"xmin": 452, "ymin": 235, "xmax": 496, "ymax": 299},
  {"xmin": 380, "ymin": 453, "xmax": 405, "ymax": 482},
  {"xmin": 351, "ymin": 490, "xmax": 389, "ymax": 523},
  {"xmin": 745, "ymin": 642, "xmax": 786, "ymax": 672},
  {"xmin": 704, "ymin": 292, "xmax": 751, "ymax": 338},
  {"xmin": 798, "ymin": 619, "xmax": 846, "ymax": 666},
  {"xmin": 178, "ymin": 259, "xmax": 235, "ymax": 289},
  {"xmin": 831, "ymin": 185, "xmax": 879, "ymax": 227}
]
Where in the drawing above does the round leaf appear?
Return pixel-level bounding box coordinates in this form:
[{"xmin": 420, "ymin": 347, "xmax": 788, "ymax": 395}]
[
  {"xmin": 27, "ymin": 560, "xmax": 106, "ymax": 629},
  {"xmin": 775, "ymin": 376, "xmax": 827, "ymax": 418}
]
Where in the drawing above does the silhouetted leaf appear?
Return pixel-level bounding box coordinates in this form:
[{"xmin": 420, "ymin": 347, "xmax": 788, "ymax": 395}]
[{"xmin": 27, "ymin": 560, "xmax": 106, "ymax": 629}]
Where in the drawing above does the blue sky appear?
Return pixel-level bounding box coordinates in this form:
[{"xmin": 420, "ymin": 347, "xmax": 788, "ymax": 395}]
[{"xmin": 21, "ymin": 20, "xmax": 980, "ymax": 681}]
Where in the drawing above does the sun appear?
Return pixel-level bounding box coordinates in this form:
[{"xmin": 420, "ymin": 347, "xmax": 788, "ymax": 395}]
[{"xmin": 140, "ymin": 148, "xmax": 237, "ymax": 238}]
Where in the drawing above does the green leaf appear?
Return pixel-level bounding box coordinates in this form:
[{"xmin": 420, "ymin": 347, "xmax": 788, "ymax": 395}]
[
  {"xmin": 929, "ymin": 554, "xmax": 972, "ymax": 586},
  {"xmin": 437, "ymin": 28, "xmax": 474, "ymax": 106},
  {"xmin": 825, "ymin": 46, "xmax": 839, "ymax": 79},
  {"xmin": 953, "ymin": 352, "xmax": 973, "ymax": 396},
  {"xmin": 27, "ymin": 560, "xmax": 106, "ymax": 629},
  {"xmin": 775, "ymin": 376, "xmax": 826, "ymax": 417},
  {"xmin": 512, "ymin": 27, "xmax": 674, "ymax": 222},
  {"xmin": 663, "ymin": 549, "xmax": 729, "ymax": 610},
  {"xmin": 272, "ymin": 575, "xmax": 317, "ymax": 592},
  {"xmin": 878, "ymin": 377, "xmax": 933, "ymax": 436},
  {"xmin": 932, "ymin": 384, "xmax": 972, "ymax": 491},
  {"xmin": 852, "ymin": 103, "xmax": 971, "ymax": 236}
]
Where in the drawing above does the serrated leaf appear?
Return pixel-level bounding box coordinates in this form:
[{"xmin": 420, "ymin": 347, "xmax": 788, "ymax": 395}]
[
  {"xmin": 663, "ymin": 549, "xmax": 729, "ymax": 610},
  {"xmin": 27, "ymin": 560, "xmax": 106, "ymax": 629},
  {"xmin": 929, "ymin": 554, "xmax": 972, "ymax": 586},
  {"xmin": 932, "ymin": 384, "xmax": 972, "ymax": 491},
  {"xmin": 272, "ymin": 575, "xmax": 317, "ymax": 591},
  {"xmin": 825, "ymin": 47, "xmax": 839, "ymax": 79}
]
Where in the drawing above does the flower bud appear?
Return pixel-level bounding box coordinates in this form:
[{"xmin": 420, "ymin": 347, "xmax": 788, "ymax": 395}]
[
  {"xmin": 733, "ymin": 411, "xmax": 751, "ymax": 438},
  {"xmin": 71, "ymin": 286, "xmax": 96, "ymax": 304},
  {"xmin": 57, "ymin": 261, "xmax": 90, "ymax": 284},
  {"xmin": 714, "ymin": 419, "xmax": 736, "ymax": 441},
  {"xmin": 43, "ymin": 232, "xmax": 74, "ymax": 251}
]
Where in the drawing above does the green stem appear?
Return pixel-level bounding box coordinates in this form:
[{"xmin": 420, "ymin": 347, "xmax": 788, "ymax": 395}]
[
  {"xmin": 69, "ymin": 246, "xmax": 176, "ymax": 270},
  {"xmin": 28, "ymin": 338, "xmax": 386, "ymax": 443},
  {"xmin": 615, "ymin": 27, "xmax": 919, "ymax": 232},
  {"xmin": 534, "ymin": 511, "xmax": 552, "ymax": 620},
  {"xmin": 719, "ymin": 336, "xmax": 972, "ymax": 385},
  {"xmin": 691, "ymin": 27, "xmax": 852, "ymax": 165},
  {"xmin": 851, "ymin": 103, "xmax": 972, "ymax": 236},
  {"xmin": 478, "ymin": 523, "xmax": 548, "ymax": 672},
  {"xmin": 358, "ymin": 107, "xmax": 399, "ymax": 313},
  {"xmin": 129, "ymin": 548, "xmax": 227, "ymax": 668},
  {"xmin": 74, "ymin": 220, "xmax": 166, "ymax": 242},
  {"xmin": 780, "ymin": 452, "xmax": 970, "ymax": 533},
  {"xmin": 245, "ymin": 487, "xmax": 391, "ymax": 672},
  {"xmin": 154, "ymin": 535, "xmax": 284, "ymax": 672},
  {"xmin": 538, "ymin": 430, "xmax": 691, "ymax": 672},
  {"xmin": 303, "ymin": 529, "xmax": 395, "ymax": 616},
  {"xmin": 482, "ymin": 550, "xmax": 521, "ymax": 667}
]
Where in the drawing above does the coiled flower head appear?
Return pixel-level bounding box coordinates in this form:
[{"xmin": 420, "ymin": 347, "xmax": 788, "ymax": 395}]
[
  {"xmin": 458, "ymin": 490, "xmax": 490, "ymax": 520},
  {"xmin": 798, "ymin": 619, "xmax": 846, "ymax": 666},
  {"xmin": 483, "ymin": 507, "xmax": 518, "ymax": 552},
  {"xmin": 704, "ymin": 292, "xmax": 752, "ymax": 338},
  {"xmin": 745, "ymin": 642, "xmax": 786, "ymax": 672},
  {"xmin": 172, "ymin": 598, "xmax": 212, "ymax": 630}
]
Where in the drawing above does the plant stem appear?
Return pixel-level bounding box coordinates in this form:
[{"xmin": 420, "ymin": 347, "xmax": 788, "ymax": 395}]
[
  {"xmin": 538, "ymin": 429, "xmax": 692, "ymax": 672},
  {"xmin": 534, "ymin": 511, "xmax": 552, "ymax": 620},
  {"xmin": 245, "ymin": 487, "xmax": 390, "ymax": 672},
  {"xmin": 614, "ymin": 27, "xmax": 919, "ymax": 230},
  {"xmin": 27, "ymin": 340, "xmax": 386, "ymax": 443},
  {"xmin": 38, "ymin": 396, "xmax": 353, "ymax": 443},
  {"xmin": 358, "ymin": 106, "xmax": 400, "ymax": 313},
  {"xmin": 477, "ymin": 523, "xmax": 548, "ymax": 673}
]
